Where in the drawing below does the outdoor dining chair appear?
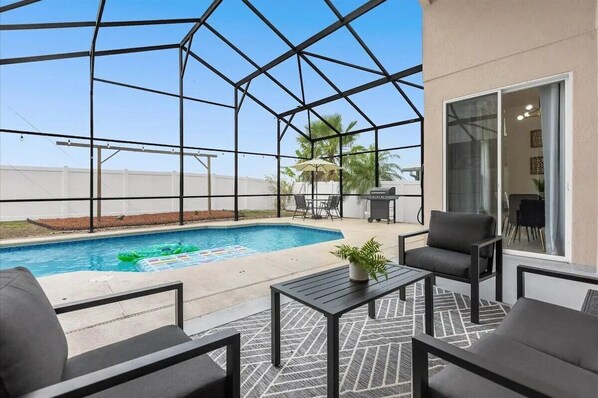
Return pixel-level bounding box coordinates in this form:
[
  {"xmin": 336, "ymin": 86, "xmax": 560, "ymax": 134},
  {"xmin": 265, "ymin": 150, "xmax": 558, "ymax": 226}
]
[
  {"xmin": 506, "ymin": 194, "xmax": 540, "ymax": 245},
  {"xmin": 318, "ymin": 195, "xmax": 341, "ymax": 221},
  {"xmin": 292, "ymin": 194, "xmax": 310, "ymax": 220},
  {"xmin": 517, "ymin": 199, "xmax": 546, "ymax": 251}
]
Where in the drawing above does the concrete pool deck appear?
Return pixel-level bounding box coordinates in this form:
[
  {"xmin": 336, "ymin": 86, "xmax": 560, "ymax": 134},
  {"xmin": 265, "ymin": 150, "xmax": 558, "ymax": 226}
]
[{"xmin": 7, "ymin": 217, "xmax": 425, "ymax": 356}]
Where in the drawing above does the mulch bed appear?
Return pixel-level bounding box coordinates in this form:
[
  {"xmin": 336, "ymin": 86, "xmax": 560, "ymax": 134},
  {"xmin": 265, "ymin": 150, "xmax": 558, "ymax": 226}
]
[{"xmin": 30, "ymin": 210, "xmax": 236, "ymax": 231}]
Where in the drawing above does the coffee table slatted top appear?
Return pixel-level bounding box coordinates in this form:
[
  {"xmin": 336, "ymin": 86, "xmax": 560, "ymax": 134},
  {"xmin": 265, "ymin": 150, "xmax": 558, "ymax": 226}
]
[{"xmin": 271, "ymin": 264, "xmax": 430, "ymax": 317}]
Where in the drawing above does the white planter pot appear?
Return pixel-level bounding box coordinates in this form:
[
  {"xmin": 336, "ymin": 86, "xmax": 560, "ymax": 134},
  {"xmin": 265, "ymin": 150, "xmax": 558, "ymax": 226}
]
[{"xmin": 349, "ymin": 262, "xmax": 369, "ymax": 283}]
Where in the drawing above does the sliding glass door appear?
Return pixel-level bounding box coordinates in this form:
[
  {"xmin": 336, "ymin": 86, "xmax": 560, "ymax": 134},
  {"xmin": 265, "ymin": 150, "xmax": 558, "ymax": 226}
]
[
  {"xmin": 445, "ymin": 93, "xmax": 499, "ymax": 221},
  {"xmin": 445, "ymin": 79, "xmax": 568, "ymax": 258}
]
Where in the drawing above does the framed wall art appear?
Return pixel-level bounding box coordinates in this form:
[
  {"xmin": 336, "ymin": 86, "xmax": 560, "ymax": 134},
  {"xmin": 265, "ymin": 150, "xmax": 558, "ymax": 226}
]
[
  {"xmin": 530, "ymin": 129, "xmax": 543, "ymax": 148},
  {"xmin": 530, "ymin": 156, "xmax": 544, "ymax": 175}
]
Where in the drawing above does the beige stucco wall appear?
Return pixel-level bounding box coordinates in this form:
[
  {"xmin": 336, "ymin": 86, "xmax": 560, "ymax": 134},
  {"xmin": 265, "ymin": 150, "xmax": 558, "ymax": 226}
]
[{"xmin": 420, "ymin": 0, "xmax": 598, "ymax": 267}]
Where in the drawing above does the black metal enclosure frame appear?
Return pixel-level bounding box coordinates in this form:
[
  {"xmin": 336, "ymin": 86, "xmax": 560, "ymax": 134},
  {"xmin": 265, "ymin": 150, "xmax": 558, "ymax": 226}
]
[{"xmin": 0, "ymin": 0, "xmax": 424, "ymax": 232}]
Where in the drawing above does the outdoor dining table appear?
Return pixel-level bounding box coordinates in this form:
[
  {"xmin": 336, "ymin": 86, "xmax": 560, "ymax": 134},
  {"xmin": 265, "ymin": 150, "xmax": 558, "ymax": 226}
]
[
  {"xmin": 306, "ymin": 197, "xmax": 329, "ymax": 219},
  {"xmin": 270, "ymin": 264, "xmax": 434, "ymax": 398}
]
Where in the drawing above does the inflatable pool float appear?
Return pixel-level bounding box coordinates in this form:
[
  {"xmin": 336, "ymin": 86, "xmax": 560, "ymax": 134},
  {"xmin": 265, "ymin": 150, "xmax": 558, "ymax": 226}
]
[
  {"xmin": 118, "ymin": 243, "xmax": 199, "ymax": 264},
  {"xmin": 136, "ymin": 245, "xmax": 258, "ymax": 272}
]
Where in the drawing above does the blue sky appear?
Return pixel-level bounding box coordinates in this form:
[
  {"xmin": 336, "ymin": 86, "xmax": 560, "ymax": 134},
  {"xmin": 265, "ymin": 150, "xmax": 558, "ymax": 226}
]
[{"xmin": 0, "ymin": 0, "xmax": 423, "ymax": 184}]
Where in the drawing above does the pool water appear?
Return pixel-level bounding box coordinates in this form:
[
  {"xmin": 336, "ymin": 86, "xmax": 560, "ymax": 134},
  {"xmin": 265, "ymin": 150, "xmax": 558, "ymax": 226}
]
[{"xmin": 0, "ymin": 225, "xmax": 343, "ymax": 277}]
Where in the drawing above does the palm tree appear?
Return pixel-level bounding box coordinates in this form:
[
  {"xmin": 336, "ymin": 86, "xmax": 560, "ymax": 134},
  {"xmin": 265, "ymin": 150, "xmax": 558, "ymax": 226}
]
[
  {"xmin": 343, "ymin": 145, "xmax": 402, "ymax": 194},
  {"xmin": 294, "ymin": 114, "xmax": 357, "ymax": 182}
]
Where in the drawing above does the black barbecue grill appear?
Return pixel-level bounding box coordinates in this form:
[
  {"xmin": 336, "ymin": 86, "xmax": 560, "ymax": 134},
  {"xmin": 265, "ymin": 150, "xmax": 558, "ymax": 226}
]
[{"xmin": 361, "ymin": 187, "xmax": 400, "ymax": 224}]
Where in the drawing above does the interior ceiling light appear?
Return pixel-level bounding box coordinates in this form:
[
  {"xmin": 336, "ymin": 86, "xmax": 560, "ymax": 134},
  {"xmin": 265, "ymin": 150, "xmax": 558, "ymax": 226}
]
[{"xmin": 517, "ymin": 104, "xmax": 540, "ymax": 121}]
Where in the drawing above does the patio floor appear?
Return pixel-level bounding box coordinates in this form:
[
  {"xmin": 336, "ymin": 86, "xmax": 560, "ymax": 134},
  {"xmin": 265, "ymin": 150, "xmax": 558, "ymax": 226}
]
[{"xmin": 197, "ymin": 283, "xmax": 508, "ymax": 397}]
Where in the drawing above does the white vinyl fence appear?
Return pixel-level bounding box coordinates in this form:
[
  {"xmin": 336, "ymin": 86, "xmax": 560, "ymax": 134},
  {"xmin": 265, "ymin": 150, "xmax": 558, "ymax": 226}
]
[
  {"xmin": 0, "ymin": 166, "xmax": 273, "ymax": 221},
  {"xmin": 0, "ymin": 166, "xmax": 422, "ymax": 223}
]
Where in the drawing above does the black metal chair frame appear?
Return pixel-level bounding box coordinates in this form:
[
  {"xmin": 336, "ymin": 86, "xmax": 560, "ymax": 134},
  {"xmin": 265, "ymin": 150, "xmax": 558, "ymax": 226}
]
[
  {"xmin": 318, "ymin": 195, "xmax": 341, "ymax": 221},
  {"xmin": 398, "ymin": 230, "xmax": 503, "ymax": 324},
  {"xmin": 292, "ymin": 194, "xmax": 310, "ymax": 220},
  {"xmin": 412, "ymin": 264, "xmax": 598, "ymax": 398},
  {"xmin": 23, "ymin": 281, "xmax": 241, "ymax": 398}
]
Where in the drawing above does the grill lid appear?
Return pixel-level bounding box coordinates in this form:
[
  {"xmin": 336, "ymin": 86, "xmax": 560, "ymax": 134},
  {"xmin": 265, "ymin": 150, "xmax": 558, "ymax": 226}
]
[{"xmin": 369, "ymin": 187, "xmax": 395, "ymax": 195}]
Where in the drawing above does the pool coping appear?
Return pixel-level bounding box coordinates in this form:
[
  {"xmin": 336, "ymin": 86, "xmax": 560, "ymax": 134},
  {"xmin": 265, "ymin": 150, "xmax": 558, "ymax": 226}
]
[{"xmin": 0, "ymin": 219, "xmax": 343, "ymax": 249}]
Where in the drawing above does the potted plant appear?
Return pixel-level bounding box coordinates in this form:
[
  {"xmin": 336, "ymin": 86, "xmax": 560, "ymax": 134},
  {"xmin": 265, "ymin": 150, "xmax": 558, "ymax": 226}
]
[
  {"xmin": 532, "ymin": 177, "xmax": 545, "ymax": 199},
  {"xmin": 331, "ymin": 237, "xmax": 390, "ymax": 283}
]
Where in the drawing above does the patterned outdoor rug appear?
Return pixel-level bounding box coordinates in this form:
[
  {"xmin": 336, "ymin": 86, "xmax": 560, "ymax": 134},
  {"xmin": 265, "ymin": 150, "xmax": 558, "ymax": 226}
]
[{"xmin": 194, "ymin": 283, "xmax": 509, "ymax": 398}]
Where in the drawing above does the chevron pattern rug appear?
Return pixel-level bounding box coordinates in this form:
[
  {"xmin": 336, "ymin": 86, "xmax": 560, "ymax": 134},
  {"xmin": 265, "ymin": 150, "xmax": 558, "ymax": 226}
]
[{"xmin": 194, "ymin": 283, "xmax": 509, "ymax": 397}]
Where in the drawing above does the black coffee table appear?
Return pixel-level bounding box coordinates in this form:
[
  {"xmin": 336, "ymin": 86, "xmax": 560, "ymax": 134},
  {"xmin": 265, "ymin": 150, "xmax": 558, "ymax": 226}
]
[{"xmin": 270, "ymin": 264, "xmax": 434, "ymax": 398}]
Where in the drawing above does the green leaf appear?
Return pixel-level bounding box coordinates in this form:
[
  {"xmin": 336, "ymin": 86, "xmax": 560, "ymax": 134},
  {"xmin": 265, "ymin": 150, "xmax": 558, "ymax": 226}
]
[{"xmin": 331, "ymin": 237, "xmax": 389, "ymax": 281}]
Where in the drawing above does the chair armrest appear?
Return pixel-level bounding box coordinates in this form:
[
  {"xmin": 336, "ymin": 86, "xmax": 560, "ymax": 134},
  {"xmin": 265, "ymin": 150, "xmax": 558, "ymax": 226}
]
[
  {"xmin": 517, "ymin": 264, "xmax": 598, "ymax": 299},
  {"xmin": 398, "ymin": 229, "xmax": 429, "ymax": 264},
  {"xmin": 471, "ymin": 235, "xmax": 502, "ymax": 248},
  {"xmin": 470, "ymin": 236, "xmax": 503, "ymax": 278},
  {"xmin": 411, "ymin": 333, "xmax": 567, "ymax": 398},
  {"xmin": 22, "ymin": 328, "xmax": 241, "ymax": 398},
  {"xmin": 54, "ymin": 281, "xmax": 184, "ymax": 329},
  {"xmin": 399, "ymin": 229, "xmax": 430, "ymax": 240}
]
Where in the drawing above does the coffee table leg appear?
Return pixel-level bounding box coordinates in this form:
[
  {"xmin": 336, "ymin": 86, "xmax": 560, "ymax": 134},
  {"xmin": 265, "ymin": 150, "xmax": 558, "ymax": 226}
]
[
  {"xmin": 368, "ymin": 300, "xmax": 376, "ymax": 319},
  {"xmin": 271, "ymin": 289, "xmax": 281, "ymax": 366},
  {"xmin": 424, "ymin": 276, "xmax": 434, "ymax": 336},
  {"xmin": 327, "ymin": 315, "xmax": 340, "ymax": 398}
]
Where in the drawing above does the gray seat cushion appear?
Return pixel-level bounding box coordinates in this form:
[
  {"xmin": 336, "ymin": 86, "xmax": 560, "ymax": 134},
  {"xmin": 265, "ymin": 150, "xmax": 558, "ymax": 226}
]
[
  {"xmin": 0, "ymin": 267, "xmax": 68, "ymax": 396},
  {"xmin": 404, "ymin": 246, "xmax": 489, "ymax": 278},
  {"xmin": 429, "ymin": 334, "xmax": 598, "ymax": 398},
  {"xmin": 494, "ymin": 298, "xmax": 598, "ymax": 374},
  {"xmin": 427, "ymin": 211, "xmax": 496, "ymax": 258},
  {"xmin": 64, "ymin": 325, "xmax": 227, "ymax": 398}
]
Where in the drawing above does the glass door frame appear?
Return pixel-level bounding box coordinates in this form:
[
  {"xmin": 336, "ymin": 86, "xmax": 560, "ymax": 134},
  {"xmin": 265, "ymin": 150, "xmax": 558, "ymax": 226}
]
[{"xmin": 442, "ymin": 73, "xmax": 572, "ymax": 262}]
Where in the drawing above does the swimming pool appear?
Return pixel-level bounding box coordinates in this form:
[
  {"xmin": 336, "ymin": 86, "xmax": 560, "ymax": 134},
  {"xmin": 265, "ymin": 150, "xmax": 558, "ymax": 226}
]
[{"xmin": 0, "ymin": 224, "xmax": 343, "ymax": 277}]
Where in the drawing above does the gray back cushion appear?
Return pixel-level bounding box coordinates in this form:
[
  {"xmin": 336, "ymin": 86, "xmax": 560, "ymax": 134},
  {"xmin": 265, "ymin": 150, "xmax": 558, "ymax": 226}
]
[
  {"xmin": 0, "ymin": 267, "xmax": 68, "ymax": 396},
  {"xmin": 427, "ymin": 211, "xmax": 496, "ymax": 258},
  {"xmin": 496, "ymin": 297, "xmax": 598, "ymax": 374}
]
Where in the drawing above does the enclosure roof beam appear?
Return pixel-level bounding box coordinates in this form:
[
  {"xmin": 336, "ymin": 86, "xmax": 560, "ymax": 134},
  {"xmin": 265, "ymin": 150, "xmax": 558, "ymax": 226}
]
[
  {"xmin": 180, "ymin": 0, "xmax": 222, "ymax": 46},
  {"xmin": 0, "ymin": 43, "xmax": 179, "ymax": 65},
  {"xmin": 0, "ymin": 0, "xmax": 39, "ymax": 13},
  {"xmin": 0, "ymin": 50, "xmax": 89, "ymax": 65},
  {"xmin": 298, "ymin": 53, "xmax": 376, "ymax": 128},
  {"xmin": 235, "ymin": 0, "xmax": 386, "ymax": 87},
  {"xmin": 0, "ymin": 18, "xmax": 216, "ymax": 31},
  {"xmin": 239, "ymin": 2, "xmax": 358, "ymax": 134},
  {"xmin": 240, "ymin": 1, "xmax": 376, "ymax": 128},
  {"xmin": 203, "ymin": 21, "xmax": 341, "ymax": 136},
  {"xmin": 310, "ymin": 117, "xmax": 423, "ymax": 143},
  {"xmin": 278, "ymin": 113, "xmax": 296, "ymax": 141},
  {"xmin": 91, "ymin": 1, "xmax": 106, "ymax": 56},
  {"xmin": 94, "ymin": 77, "xmax": 235, "ymax": 109},
  {"xmin": 396, "ymin": 80, "xmax": 424, "ymax": 90},
  {"xmin": 301, "ymin": 51, "xmax": 384, "ymax": 76},
  {"xmin": 324, "ymin": 0, "xmax": 423, "ymax": 119},
  {"xmin": 279, "ymin": 64, "xmax": 423, "ymax": 118},
  {"xmin": 183, "ymin": 49, "xmax": 310, "ymax": 142}
]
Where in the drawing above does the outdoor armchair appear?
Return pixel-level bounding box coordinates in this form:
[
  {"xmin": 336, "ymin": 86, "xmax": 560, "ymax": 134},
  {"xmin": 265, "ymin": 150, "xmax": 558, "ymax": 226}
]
[
  {"xmin": 398, "ymin": 210, "xmax": 502, "ymax": 324},
  {"xmin": 0, "ymin": 267, "xmax": 241, "ymax": 398},
  {"xmin": 412, "ymin": 264, "xmax": 598, "ymax": 398}
]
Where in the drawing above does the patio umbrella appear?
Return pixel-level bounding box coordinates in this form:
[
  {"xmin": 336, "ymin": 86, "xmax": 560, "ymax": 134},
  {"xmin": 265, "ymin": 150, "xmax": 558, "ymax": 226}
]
[{"xmin": 291, "ymin": 158, "xmax": 342, "ymax": 207}]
